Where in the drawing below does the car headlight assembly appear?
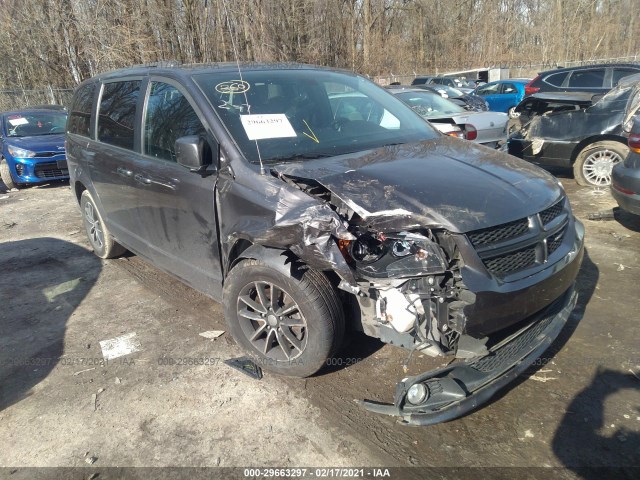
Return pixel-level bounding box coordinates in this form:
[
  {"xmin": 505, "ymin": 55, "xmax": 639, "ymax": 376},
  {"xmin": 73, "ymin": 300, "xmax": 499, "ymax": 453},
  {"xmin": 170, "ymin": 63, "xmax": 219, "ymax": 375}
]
[
  {"xmin": 7, "ymin": 145, "xmax": 36, "ymax": 158},
  {"xmin": 351, "ymin": 232, "xmax": 448, "ymax": 278}
]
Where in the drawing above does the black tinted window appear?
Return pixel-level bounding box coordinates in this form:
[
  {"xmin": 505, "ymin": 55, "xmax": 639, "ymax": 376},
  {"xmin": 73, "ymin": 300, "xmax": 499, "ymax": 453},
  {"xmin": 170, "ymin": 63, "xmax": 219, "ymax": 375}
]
[
  {"xmin": 545, "ymin": 72, "xmax": 568, "ymax": 87},
  {"xmin": 144, "ymin": 82, "xmax": 206, "ymax": 162},
  {"xmin": 68, "ymin": 84, "xmax": 95, "ymax": 137},
  {"xmin": 97, "ymin": 81, "xmax": 141, "ymax": 150},
  {"xmin": 612, "ymin": 68, "xmax": 639, "ymax": 86},
  {"xmin": 567, "ymin": 69, "xmax": 605, "ymax": 88}
]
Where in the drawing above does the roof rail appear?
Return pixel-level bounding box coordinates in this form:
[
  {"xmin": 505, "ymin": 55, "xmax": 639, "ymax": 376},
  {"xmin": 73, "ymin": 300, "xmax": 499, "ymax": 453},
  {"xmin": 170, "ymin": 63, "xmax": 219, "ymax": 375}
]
[{"xmin": 130, "ymin": 60, "xmax": 181, "ymax": 69}]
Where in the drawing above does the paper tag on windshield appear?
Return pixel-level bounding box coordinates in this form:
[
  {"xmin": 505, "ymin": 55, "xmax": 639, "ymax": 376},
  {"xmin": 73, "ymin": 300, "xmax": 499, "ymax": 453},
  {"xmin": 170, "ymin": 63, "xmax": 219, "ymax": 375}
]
[
  {"xmin": 8, "ymin": 118, "xmax": 28, "ymax": 126},
  {"xmin": 240, "ymin": 114, "xmax": 297, "ymax": 140}
]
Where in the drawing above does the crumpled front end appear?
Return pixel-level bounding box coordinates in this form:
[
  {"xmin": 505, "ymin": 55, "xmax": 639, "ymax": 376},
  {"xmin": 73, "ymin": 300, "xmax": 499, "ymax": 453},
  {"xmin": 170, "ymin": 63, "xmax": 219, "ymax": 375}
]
[
  {"xmin": 222, "ymin": 140, "xmax": 585, "ymax": 424},
  {"xmin": 361, "ymin": 287, "xmax": 578, "ymax": 425}
]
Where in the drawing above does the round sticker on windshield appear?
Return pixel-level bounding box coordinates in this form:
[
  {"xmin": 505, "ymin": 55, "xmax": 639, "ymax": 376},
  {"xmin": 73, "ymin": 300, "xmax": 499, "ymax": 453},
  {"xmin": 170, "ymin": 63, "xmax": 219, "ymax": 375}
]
[{"xmin": 215, "ymin": 80, "xmax": 250, "ymax": 94}]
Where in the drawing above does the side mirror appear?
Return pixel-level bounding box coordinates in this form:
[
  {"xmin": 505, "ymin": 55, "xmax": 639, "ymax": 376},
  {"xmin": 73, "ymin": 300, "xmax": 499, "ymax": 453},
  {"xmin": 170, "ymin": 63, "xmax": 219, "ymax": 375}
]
[
  {"xmin": 175, "ymin": 135, "xmax": 216, "ymax": 177},
  {"xmin": 175, "ymin": 135, "xmax": 204, "ymax": 169}
]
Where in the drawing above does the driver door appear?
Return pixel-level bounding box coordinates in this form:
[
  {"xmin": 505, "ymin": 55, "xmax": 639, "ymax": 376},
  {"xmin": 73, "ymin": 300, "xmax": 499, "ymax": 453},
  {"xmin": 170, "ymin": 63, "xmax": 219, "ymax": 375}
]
[{"xmin": 132, "ymin": 79, "xmax": 223, "ymax": 297}]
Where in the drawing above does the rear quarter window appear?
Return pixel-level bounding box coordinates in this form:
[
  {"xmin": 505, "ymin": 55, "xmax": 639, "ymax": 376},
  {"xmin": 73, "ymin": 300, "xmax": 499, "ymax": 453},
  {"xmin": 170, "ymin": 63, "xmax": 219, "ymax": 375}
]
[
  {"xmin": 97, "ymin": 80, "xmax": 141, "ymax": 150},
  {"xmin": 544, "ymin": 72, "xmax": 568, "ymax": 87},
  {"xmin": 68, "ymin": 83, "xmax": 95, "ymax": 137}
]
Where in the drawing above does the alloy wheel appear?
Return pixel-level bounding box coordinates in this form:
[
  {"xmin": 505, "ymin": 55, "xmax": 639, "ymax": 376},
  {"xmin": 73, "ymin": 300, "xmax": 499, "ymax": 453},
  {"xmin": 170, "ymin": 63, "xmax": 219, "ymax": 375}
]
[
  {"xmin": 236, "ymin": 281, "xmax": 307, "ymax": 361},
  {"xmin": 582, "ymin": 149, "xmax": 623, "ymax": 186},
  {"xmin": 84, "ymin": 201, "xmax": 104, "ymax": 249}
]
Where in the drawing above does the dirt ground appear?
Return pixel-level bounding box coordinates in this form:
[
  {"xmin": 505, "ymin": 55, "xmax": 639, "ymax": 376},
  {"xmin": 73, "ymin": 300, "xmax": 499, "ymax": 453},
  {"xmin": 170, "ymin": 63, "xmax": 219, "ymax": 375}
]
[{"xmin": 0, "ymin": 170, "xmax": 639, "ymax": 478}]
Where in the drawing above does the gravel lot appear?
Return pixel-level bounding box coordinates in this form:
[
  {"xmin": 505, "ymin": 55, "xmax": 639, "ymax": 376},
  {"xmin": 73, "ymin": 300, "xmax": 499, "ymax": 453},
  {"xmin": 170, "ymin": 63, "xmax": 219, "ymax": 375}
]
[{"xmin": 0, "ymin": 173, "xmax": 638, "ymax": 478}]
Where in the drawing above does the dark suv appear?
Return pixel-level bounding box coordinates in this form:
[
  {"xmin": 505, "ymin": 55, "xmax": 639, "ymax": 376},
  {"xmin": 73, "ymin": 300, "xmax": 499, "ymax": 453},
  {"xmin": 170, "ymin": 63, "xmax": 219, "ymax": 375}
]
[
  {"xmin": 525, "ymin": 63, "xmax": 640, "ymax": 96},
  {"xmin": 66, "ymin": 63, "xmax": 584, "ymax": 425}
]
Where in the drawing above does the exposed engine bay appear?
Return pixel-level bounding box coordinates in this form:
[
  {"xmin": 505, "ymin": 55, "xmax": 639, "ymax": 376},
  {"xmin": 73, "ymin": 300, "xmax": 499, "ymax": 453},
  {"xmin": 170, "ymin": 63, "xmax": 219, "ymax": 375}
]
[{"xmin": 275, "ymin": 170, "xmax": 484, "ymax": 360}]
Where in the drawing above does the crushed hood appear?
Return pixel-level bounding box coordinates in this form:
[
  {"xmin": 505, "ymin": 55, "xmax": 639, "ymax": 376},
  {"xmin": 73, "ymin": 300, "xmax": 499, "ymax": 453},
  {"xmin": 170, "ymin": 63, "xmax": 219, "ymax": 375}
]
[{"xmin": 273, "ymin": 137, "xmax": 563, "ymax": 233}]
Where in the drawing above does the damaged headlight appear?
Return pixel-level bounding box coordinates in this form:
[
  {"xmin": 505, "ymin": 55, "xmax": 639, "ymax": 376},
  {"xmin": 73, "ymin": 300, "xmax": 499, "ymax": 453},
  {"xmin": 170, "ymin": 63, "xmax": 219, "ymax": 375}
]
[{"xmin": 351, "ymin": 232, "xmax": 448, "ymax": 278}]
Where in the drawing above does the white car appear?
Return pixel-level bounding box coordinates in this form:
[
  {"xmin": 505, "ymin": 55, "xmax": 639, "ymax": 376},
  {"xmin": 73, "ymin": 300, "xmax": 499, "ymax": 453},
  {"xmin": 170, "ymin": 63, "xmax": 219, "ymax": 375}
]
[{"xmin": 391, "ymin": 88, "xmax": 508, "ymax": 147}]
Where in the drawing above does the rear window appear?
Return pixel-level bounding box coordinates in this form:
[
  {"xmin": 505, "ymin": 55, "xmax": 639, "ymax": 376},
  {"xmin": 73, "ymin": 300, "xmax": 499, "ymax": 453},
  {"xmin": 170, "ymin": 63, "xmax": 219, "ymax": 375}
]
[
  {"xmin": 544, "ymin": 72, "xmax": 568, "ymax": 87},
  {"xmin": 68, "ymin": 84, "xmax": 95, "ymax": 137},
  {"xmin": 567, "ymin": 70, "xmax": 605, "ymax": 88},
  {"xmin": 97, "ymin": 80, "xmax": 141, "ymax": 150}
]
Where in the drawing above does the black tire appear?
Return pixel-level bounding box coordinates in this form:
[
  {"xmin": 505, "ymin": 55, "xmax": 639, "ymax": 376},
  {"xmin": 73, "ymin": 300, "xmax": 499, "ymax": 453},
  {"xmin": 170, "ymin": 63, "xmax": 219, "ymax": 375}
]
[
  {"xmin": 508, "ymin": 107, "xmax": 520, "ymax": 119},
  {"xmin": 0, "ymin": 158, "xmax": 18, "ymax": 190},
  {"xmin": 573, "ymin": 141, "xmax": 627, "ymax": 187},
  {"xmin": 80, "ymin": 190, "xmax": 127, "ymax": 259},
  {"xmin": 223, "ymin": 258, "xmax": 345, "ymax": 377}
]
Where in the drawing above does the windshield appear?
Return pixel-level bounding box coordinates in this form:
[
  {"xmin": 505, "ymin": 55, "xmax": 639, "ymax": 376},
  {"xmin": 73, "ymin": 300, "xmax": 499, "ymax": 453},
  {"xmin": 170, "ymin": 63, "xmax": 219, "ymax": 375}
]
[
  {"xmin": 394, "ymin": 91, "xmax": 466, "ymax": 118},
  {"xmin": 193, "ymin": 69, "xmax": 439, "ymax": 164},
  {"xmin": 3, "ymin": 111, "xmax": 67, "ymax": 137}
]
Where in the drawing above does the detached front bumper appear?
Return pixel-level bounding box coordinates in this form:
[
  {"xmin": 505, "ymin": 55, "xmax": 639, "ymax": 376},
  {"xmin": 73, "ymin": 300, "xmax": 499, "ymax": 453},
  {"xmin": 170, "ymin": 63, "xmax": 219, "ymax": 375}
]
[{"xmin": 359, "ymin": 286, "xmax": 577, "ymax": 426}]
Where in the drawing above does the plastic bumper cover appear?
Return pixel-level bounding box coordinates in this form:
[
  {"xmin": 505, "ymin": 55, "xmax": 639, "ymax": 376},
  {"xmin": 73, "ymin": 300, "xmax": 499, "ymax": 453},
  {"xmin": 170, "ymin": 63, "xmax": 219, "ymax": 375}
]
[{"xmin": 359, "ymin": 285, "xmax": 578, "ymax": 426}]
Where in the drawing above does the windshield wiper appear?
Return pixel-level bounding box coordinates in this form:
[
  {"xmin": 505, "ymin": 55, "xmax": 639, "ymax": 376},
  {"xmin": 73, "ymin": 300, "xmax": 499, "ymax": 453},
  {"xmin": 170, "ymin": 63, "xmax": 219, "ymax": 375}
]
[{"xmin": 264, "ymin": 152, "xmax": 334, "ymax": 163}]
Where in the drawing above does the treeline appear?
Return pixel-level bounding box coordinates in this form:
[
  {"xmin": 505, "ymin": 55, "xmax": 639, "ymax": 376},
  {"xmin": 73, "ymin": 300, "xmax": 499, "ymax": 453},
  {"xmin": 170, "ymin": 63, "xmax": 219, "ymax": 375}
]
[{"xmin": 0, "ymin": 0, "xmax": 638, "ymax": 89}]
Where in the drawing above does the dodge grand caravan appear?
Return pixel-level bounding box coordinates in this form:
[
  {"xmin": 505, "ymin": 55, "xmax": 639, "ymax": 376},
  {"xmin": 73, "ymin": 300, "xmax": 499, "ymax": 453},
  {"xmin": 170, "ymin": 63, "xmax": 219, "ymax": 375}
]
[{"xmin": 66, "ymin": 63, "xmax": 584, "ymax": 425}]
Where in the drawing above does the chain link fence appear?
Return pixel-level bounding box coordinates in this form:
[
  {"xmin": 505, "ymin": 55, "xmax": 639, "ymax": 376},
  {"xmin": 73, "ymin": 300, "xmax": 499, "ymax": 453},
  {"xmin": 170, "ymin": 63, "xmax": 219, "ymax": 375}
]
[{"xmin": 0, "ymin": 86, "xmax": 73, "ymax": 112}]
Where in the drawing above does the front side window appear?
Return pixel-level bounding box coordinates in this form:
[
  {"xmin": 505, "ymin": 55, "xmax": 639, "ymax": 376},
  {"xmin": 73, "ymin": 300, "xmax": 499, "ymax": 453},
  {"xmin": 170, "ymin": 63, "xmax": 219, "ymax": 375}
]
[
  {"xmin": 68, "ymin": 83, "xmax": 95, "ymax": 137},
  {"xmin": 476, "ymin": 83, "xmax": 500, "ymax": 95},
  {"xmin": 97, "ymin": 80, "xmax": 141, "ymax": 150},
  {"xmin": 613, "ymin": 69, "xmax": 640, "ymax": 86},
  {"xmin": 193, "ymin": 70, "xmax": 438, "ymax": 164},
  {"xmin": 567, "ymin": 70, "xmax": 605, "ymax": 88},
  {"xmin": 144, "ymin": 82, "xmax": 206, "ymax": 162}
]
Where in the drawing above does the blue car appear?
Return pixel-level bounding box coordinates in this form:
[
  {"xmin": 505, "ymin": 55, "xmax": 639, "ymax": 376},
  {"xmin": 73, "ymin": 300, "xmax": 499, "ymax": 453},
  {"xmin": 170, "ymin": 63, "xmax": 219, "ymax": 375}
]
[
  {"xmin": 0, "ymin": 108, "xmax": 68, "ymax": 190},
  {"xmin": 473, "ymin": 79, "xmax": 529, "ymax": 118}
]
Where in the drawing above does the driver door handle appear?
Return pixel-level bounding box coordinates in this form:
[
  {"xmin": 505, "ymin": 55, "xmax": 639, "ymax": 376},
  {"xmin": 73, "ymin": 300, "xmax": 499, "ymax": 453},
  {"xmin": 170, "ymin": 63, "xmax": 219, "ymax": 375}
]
[
  {"xmin": 134, "ymin": 173, "xmax": 152, "ymax": 185},
  {"xmin": 117, "ymin": 167, "xmax": 133, "ymax": 177}
]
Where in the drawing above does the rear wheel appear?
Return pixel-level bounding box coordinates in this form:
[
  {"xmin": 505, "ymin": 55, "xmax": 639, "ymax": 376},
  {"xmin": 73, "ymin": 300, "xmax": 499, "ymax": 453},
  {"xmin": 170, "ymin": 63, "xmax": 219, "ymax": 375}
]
[
  {"xmin": 223, "ymin": 258, "xmax": 344, "ymax": 377},
  {"xmin": 0, "ymin": 159, "xmax": 18, "ymax": 190},
  {"xmin": 573, "ymin": 141, "xmax": 627, "ymax": 187},
  {"xmin": 80, "ymin": 190, "xmax": 126, "ymax": 258}
]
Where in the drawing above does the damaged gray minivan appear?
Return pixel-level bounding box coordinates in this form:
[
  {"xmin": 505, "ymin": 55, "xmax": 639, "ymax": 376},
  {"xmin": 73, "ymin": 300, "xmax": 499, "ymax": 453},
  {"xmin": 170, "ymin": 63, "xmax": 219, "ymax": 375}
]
[{"xmin": 66, "ymin": 64, "xmax": 584, "ymax": 425}]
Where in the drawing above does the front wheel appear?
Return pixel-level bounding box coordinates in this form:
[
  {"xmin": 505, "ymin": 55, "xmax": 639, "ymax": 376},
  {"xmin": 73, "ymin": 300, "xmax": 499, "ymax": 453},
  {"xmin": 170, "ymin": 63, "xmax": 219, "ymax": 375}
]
[
  {"xmin": 0, "ymin": 159, "xmax": 18, "ymax": 190},
  {"xmin": 508, "ymin": 107, "xmax": 520, "ymax": 118},
  {"xmin": 223, "ymin": 259, "xmax": 344, "ymax": 377},
  {"xmin": 573, "ymin": 141, "xmax": 627, "ymax": 187},
  {"xmin": 80, "ymin": 190, "xmax": 127, "ymax": 258}
]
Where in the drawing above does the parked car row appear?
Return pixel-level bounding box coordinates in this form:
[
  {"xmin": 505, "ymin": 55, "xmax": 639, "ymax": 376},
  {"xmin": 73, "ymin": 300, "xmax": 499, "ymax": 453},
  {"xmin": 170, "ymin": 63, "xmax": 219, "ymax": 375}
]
[
  {"xmin": 387, "ymin": 87, "xmax": 507, "ymax": 147},
  {"xmin": 508, "ymin": 73, "xmax": 640, "ymax": 186}
]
